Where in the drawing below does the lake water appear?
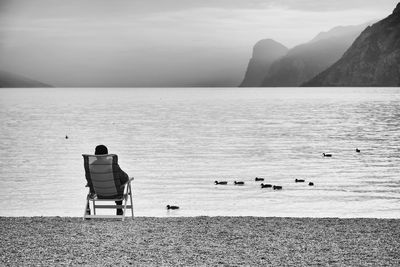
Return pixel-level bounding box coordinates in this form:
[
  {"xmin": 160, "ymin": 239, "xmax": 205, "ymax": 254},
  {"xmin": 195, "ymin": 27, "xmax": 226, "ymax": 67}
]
[{"xmin": 0, "ymin": 87, "xmax": 399, "ymax": 218}]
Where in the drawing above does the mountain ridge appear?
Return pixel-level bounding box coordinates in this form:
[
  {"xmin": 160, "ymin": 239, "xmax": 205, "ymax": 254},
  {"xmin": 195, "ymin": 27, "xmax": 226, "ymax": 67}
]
[
  {"xmin": 260, "ymin": 23, "xmax": 369, "ymax": 87},
  {"xmin": 0, "ymin": 70, "xmax": 51, "ymax": 88},
  {"xmin": 303, "ymin": 3, "xmax": 400, "ymax": 87}
]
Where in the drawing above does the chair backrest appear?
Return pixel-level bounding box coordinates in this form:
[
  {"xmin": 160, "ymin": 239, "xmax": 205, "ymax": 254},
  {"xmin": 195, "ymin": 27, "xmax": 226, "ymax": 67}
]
[{"xmin": 82, "ymin": 154, "xmax": 124, "ymax": 198}]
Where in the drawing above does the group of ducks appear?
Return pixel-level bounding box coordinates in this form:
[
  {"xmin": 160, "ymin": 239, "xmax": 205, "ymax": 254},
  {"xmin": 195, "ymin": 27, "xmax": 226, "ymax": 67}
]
[
  {"xmin": 322, "ymin": 148, "xmax": 360, "ymax": 157},
  {"xmin": 214, "ymin": 177, "xmax": 314, "ymax": 190},
  {"xmin": 166, "ymin": 149, "xmax": 362, "ymax": 210},
  {"xmin": 213, "ymin": 149, "xmax": 362, "ymax": 191}
]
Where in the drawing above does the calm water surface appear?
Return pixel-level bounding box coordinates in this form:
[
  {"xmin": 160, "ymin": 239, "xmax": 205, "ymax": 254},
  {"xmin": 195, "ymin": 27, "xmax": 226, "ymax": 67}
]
[{"xmin": 0, "ymin": 87, "xmax": 399, "ymax": 217}]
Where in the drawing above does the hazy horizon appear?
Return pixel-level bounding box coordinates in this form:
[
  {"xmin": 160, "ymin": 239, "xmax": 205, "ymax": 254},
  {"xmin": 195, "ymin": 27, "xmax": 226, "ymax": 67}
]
[{"xmin": 0, "ymin": 0, "xmax": 397, "ymax": 87}]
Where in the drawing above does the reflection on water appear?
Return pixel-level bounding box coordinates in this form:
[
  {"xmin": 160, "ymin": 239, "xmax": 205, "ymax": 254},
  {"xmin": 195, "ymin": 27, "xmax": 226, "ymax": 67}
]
[{"xmin": 0, "ymin": 87, "xmax": 399, "ymax": 218}]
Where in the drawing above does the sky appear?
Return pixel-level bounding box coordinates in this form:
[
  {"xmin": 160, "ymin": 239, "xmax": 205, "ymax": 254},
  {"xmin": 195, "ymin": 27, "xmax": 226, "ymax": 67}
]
[{"xmin": 0, "ymin": 0, "xmax": 398, "ymax": 87}]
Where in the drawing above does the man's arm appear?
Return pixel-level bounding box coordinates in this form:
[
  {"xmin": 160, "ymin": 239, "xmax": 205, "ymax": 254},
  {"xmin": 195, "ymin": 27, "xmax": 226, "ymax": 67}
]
[{"xmin": 115, "ymin": 164, "xmax": 129, "ymax": 185}]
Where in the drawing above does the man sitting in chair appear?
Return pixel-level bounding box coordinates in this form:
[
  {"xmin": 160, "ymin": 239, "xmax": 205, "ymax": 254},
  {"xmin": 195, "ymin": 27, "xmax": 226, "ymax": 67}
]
[{"xmin": 85, "ymin": 145, "xmax": 129, "ymax": 215}]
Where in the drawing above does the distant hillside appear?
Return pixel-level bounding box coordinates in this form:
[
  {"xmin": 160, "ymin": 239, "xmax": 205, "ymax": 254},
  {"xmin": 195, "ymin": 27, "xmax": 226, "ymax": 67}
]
[
  {"xmin": 239, "ymin": 39, "xmax": 288, "ymax": 87},
  {"xmin": 304, "ymin": 3, "xmax": 400, "ymax": 87},
  {"xmin": 260, "ymin": 24, "xmax": 368, "ymax": 87},
  {"xmin": 0, "ymin": 71, "xmax": 51, "ymax": 87},
  {"xmin": 309, "ymin": 24, "xmax": 373, "ymax": 43}
]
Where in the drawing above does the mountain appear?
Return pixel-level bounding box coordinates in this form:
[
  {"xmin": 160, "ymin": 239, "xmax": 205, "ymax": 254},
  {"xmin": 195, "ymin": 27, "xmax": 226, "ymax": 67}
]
[
  {"xmin": 260, "ymin": 23, "xmax": 369, "ymax": 87},
  {"xmin": 0, "ymin": 70, "xmax": 51, "ymax": 87},
  {"xmin": 304, "ymin": 3, "xmax": 400, "ymax": 87},
  {"xmin": 310, "ymin": 24, "xmax": 372, "ymax": 43},
  {"xmin": 239, "ymin": 39, "xmax": 288, "ymax": 87}
]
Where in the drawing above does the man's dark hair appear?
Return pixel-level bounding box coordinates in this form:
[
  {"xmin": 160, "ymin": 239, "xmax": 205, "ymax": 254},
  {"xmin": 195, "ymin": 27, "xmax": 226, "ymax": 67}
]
[{"xmin": 95, "ymin": 145, "xmax": 108, "ymax": 155}]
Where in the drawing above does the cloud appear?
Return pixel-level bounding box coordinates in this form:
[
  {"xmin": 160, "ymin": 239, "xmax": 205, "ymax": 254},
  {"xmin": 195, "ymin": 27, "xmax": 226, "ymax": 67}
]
[
  {"xmin": 1, "ymin": 0, "xmax": 394, "ymax": 53},
  {"xmin": 268, "ymin": 0, "xmax": 398, "ymax": 12},
  {"xmin": 1, "ymin": 0, "xmax": 398, "ymax": 18}
]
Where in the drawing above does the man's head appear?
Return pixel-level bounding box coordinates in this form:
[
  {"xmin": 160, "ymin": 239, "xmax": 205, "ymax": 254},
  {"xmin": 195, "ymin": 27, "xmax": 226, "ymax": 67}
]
[{"xmin": 95, "ymin": 145, "xmax": 108, "ymax": 155}]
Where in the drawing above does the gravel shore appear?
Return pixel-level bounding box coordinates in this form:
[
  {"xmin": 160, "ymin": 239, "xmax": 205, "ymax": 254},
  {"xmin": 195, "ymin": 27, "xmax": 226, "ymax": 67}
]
[{"xmin": 1, "ymin": 217, "xmax": 399, "ymax": 266}]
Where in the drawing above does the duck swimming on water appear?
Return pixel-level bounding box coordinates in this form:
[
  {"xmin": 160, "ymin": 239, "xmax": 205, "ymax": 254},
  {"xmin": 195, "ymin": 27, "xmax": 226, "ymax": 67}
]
[
  {"xmin": 166, "ymin": 205, "xmax": 179, "ymax": 210},
  {"xmin": 260, "ymin": 183, "xmax": 272, "ymax": 188},
  {"xmin": 322, "ymin": 153, "xmax": 332, "ymax": 157}
]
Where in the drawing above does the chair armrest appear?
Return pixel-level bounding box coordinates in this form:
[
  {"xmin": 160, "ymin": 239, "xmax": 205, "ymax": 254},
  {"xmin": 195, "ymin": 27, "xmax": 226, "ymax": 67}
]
[{"xmin": 120, "ymin": 177, "xmax": 134, "ymax": 188}]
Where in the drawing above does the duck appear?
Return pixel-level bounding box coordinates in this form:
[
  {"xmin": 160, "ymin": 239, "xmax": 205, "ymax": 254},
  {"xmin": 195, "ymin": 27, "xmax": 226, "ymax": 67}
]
[
  {"xmin": 273, "ymin": 185, "xmax": 283, "ymax": 190},
  {"xmin": 166, "ymin": 205, "xmax": 179, "ymax": 210},
  {"xmin": 260, "ymin": 183, "xmax": 272, "ymax": 188},
  {"xmin": 322, "ymin": 153, "xmax": 332, "ymax": 157},
  {"xmin": 295, "ymin": 179, "xmax": 305, "ymax": 183},
  {"xmin": 309, "ymin": 182, "xmax": 314, "ymax": 186},
  {"xmin": 234, "ymin": 181, "xmax": 245, "ymax": 185},
  {"xmin": 65, "ymin": 135, "xmax": 69, "ymax": 139},
  {"xmin": 255, "ymin": 177, "xmax": 265, "ymax": 181},
  {"xmin": 214, "ymin": 181, "xmax": 228, "ymax": 185},
  {"xmin": 356, "ymin": 148, "xmax": 361, "ymax": 153}
]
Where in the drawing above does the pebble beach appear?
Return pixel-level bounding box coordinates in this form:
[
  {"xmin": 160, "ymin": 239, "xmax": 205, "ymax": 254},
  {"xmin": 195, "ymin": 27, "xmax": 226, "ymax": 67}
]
[{"xmin": 1, "ymin": 217, "xmax": 400, "ymax": 266}]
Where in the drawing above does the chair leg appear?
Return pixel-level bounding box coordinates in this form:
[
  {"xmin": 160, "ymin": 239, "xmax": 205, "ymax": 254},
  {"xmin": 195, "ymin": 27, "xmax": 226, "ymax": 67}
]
[
  {"xmin": 83, "ymin": 187, "xmax": 132, "ymax": 221},
  {"xmin": 129, "ymin": 185, "xmax": 134, "ymax": 219},
  {"xmin": 83, "ymin": 197, "xmax": 90, "ymax": 220},
  {"xmin": 122, "ymin": 196, "xmax": 128, "ymax": 221}
]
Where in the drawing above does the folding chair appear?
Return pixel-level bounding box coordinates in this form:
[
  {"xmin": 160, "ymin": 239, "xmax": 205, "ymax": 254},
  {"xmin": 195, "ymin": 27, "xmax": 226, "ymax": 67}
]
[{"xmin": 82, "ymin": 154, "xmax": 134, "ymax": 221}]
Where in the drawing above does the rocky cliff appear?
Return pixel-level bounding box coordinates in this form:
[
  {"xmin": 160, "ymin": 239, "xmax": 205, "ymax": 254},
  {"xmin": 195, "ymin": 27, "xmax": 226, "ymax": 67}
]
[
  {"xmin": 239, "ymin": 39, "xmax": 288, "ymax": 87},
  {"xmin": 303, "ymin": 3, "xmax": 400, "ymax": 87}
]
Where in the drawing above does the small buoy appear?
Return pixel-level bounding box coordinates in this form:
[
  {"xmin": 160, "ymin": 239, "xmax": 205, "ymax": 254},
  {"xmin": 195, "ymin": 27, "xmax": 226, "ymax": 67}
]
[
  {"xmin": 322, "ymin": 153, "xmax": 332, "ymax": 157},
  {"xmin": 166, "ymin": 205, "xmax": 179, "ymax": 210},
  {"xmin": 295, "ymin": 179, "xmax": 305, "ymax": 183},
  {"xmin": 234, "ymin": 181, "xmax": 244, "ymax": 185},
  {"xmin": 356, "ymin": 148, "xmax": 361, "ymax": 153},
  {"xmin": 215, "ymin": 181, "xmax": 228, "ymax": 185}
]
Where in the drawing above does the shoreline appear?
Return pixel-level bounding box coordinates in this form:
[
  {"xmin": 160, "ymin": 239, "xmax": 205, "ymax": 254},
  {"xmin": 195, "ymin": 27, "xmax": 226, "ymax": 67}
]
[
  {"xmin": 2, "ymin": 215, "xmax": 400, "ymax": 219},
  {"xmin": 1, "ymin": 217, "xmax": 400, "ymax": 266}
]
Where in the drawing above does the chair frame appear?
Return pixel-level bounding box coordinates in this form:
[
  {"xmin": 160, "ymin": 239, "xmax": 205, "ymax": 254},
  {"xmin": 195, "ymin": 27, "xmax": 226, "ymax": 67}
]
[{"xmin": 83, "ymin": 177, "xmax": 134, "ymax": 221}]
